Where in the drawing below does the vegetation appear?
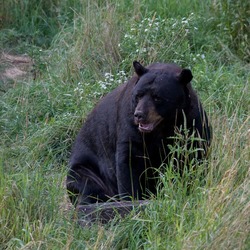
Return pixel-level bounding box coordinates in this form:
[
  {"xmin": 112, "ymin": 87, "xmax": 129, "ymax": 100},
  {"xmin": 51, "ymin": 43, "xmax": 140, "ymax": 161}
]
[{"xmin": 0, "ymin": 0, "xmax": 249, "ymax": 249}]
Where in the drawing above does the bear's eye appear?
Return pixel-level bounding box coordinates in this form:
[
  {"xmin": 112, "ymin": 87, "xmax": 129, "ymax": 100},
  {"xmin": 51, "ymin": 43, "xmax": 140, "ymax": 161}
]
[
  {"xmin": 153, "ymin": 95, "xmax": 162, "ymax": 103},
  {"xmin": 136, "ymin": 93, "xmax": 143, "ymax": 101}
]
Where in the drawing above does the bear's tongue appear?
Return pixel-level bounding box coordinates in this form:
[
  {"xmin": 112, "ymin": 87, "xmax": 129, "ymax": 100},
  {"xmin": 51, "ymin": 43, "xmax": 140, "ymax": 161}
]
[{"xmin": 139, "ymin": 123, "xmax": 154, "ymax": 132}]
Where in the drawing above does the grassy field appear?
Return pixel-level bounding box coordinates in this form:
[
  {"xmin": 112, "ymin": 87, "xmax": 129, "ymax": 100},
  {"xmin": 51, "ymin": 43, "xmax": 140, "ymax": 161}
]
[{"xmin": 0, "ymin": 0, "xmax": 249, "ymax": 249}]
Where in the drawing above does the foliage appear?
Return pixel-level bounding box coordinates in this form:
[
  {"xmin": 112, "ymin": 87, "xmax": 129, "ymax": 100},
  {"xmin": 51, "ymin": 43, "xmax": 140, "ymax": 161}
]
[{"xmin": 210, "ymin": 0, "xmax": 250, "ymax": 62}]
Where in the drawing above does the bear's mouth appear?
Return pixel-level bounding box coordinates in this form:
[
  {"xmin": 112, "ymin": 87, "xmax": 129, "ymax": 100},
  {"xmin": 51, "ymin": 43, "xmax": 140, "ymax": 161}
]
[
  {"xmin": 138, "ymin": 123, "xmax": 154, "ymax": 133},
  {"xmin": 138, "ymin": 119, "xmax": 163, "ymax": 133}
]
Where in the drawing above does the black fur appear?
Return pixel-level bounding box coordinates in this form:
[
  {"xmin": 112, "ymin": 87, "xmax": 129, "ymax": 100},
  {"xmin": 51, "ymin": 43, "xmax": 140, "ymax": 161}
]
[{"xmin": 66, "ymin": 61, "xmax": 211, "ymax": 206}]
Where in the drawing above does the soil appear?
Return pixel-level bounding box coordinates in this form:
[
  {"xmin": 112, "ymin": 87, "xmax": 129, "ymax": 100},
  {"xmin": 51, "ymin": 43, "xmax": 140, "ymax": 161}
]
[{"xmin": 0, "ymin": 52, "xmax": 34, "ymax": 92}]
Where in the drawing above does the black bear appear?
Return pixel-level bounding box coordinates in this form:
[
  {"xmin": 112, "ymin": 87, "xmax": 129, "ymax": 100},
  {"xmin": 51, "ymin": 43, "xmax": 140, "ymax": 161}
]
[{"xmin": 67, "ymin": 61, "xmax": 211, "ymax": 206}]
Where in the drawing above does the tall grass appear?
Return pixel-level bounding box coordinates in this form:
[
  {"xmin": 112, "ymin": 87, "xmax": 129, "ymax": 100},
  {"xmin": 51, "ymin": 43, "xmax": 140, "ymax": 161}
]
[{"xmin": 0, "ymin": 0, "xmax": 249, "ymax": 249}]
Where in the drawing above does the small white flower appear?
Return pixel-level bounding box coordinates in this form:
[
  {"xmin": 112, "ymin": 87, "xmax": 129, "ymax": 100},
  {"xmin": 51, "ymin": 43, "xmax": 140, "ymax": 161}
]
[
  {"xmin": 100, "ymin": 83, "xmax": 107, "ymax": 89},
  {"xmin": 104, "ymin": 72, "xmax": 113, "ymax": 77}
]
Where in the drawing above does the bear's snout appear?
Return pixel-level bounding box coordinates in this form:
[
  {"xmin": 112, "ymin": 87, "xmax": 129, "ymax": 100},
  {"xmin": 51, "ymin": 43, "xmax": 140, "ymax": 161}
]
[
  {"xmin": 134, "ymin": 106, "xmax": 164, "ymax": 133},
  {"xmin": 134, "ymin": 110, "xmax": 146, "ymax": 122}
]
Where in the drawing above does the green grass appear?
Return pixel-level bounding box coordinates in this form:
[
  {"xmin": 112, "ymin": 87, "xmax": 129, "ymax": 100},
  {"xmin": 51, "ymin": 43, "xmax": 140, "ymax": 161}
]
[{"xmin": 0, "ymin": 0, "xmax": 249, "ymax": 249}]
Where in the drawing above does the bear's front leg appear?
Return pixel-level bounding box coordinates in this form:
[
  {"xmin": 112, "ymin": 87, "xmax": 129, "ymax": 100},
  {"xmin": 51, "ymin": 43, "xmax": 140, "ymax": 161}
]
[{"xmin": 116, "ymin": 142, "xmax": 145, "ymax": 200}]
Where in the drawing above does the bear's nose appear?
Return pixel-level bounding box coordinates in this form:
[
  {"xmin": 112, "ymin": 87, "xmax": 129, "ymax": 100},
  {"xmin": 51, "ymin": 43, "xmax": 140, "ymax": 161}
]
[{"xmin": 134, "ymin": 111, "xmax": 146, "ymax": 121}]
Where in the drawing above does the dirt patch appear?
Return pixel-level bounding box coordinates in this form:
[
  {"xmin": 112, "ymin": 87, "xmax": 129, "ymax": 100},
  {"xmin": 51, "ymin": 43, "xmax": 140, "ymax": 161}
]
[
  {"xmin": 3, "ymin": 67, "xmax": 27, "ymax": 79},
  {"xmin": 0, "ymin": 52, "xmax": 34, "ymax": 92}
]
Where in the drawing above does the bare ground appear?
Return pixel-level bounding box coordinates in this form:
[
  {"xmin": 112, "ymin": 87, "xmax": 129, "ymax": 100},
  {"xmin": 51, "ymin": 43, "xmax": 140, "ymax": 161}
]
[{"xmin": 0, "ymin": 52, "xmax": 34, "ymax": 92}]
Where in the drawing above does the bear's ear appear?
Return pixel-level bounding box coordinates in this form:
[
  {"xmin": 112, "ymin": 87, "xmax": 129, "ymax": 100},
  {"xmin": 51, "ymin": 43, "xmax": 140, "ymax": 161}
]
[
  {"xmin": 133, "ymin": 61, "xmax": 148, "ymax": 77},
  {"xmin": 179, "ymin": 69, "xmax": 193, "ymax": 85}
]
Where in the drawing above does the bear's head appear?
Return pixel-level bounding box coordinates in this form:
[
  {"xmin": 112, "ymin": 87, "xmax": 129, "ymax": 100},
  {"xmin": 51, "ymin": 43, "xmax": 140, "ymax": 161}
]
[{"xmin": 132, "ymin": 61, "xmax": 193, "ymax": 133}]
